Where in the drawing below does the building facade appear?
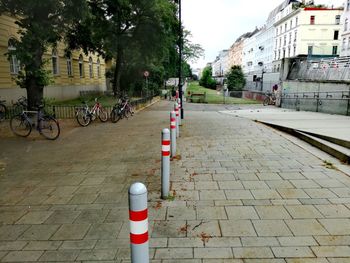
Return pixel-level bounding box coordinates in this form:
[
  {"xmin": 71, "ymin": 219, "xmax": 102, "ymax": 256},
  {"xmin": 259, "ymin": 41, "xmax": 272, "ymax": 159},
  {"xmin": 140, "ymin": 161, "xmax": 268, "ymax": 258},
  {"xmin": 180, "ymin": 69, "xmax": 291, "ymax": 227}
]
[
  {"xmin": 242, "ymin": 29, "xmax": 260, "ymax": 73},
  {"xmin": 0, "ymin": 15, "xmax": 107, "ymax": 102},
  {"xmin": 340, "ymin": 0, "xmax": 350, "ymax": 56},
  {"xmin": 273, "ymin": 3, "xmax": 342, "ymax": 71},
  {"xmin": 228, "ymin": 34, "xmax": 247, "ymax": 69},
  {"xmin": 212, "ymin": 50, "xmax": 229, "ymax": 77}
]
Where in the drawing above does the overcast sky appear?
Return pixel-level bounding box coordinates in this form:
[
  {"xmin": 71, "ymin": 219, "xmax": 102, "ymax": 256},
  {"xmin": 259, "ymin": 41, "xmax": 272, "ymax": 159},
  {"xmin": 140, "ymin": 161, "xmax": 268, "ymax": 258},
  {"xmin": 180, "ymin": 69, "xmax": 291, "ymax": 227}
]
[{"xmin": 182, "ymin": 0, "xmax": 344, "ymax": 69}]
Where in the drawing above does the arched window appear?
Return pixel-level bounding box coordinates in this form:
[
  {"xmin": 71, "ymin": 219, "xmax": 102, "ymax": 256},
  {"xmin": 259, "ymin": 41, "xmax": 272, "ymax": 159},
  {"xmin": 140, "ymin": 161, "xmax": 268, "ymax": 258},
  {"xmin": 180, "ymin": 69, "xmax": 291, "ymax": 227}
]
[
  {"xmin": 8, "ymin": 38, "xmax": 19, "ymax": 74},
  {"xmin": 52, "ymin": 49, "xmax": 59, "ymax": 75},
  {"xmin": 88, "ymin": 57, "xmax": 93, "ymax": 78},
  {"xmin": 79, "ymin": 55, "xmax": 84, "ymax": 78},
  {"xmin": 66, "ymin": 54, "xmax": 73, "ymax": 76},
  {"xmin": 97, "ymin": 58, "xmax": 101, "ymax": 78}
]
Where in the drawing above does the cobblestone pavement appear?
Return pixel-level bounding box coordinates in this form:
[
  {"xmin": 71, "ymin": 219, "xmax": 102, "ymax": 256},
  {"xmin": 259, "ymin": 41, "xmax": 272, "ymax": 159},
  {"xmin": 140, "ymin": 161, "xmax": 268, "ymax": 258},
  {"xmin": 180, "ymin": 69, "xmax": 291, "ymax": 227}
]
[{"xmin": 0, "ymin": 100, "xmax": 350, "ymax": 262}]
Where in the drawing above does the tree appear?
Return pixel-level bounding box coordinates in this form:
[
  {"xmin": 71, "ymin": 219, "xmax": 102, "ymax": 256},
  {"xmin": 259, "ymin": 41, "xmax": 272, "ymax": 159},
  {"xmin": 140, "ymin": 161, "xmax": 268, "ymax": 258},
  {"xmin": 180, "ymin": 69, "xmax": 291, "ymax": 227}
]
[
  {"xmin": 225, "ymin": 65, "xmax": 246, "ymax": 91},
  {"xmin": 0, "ymin": 0, "xmax": 88, "ymax": 108},
  {"xmin": 67, "ymin": 0, "xmax": 179, "ymax": 96},
  {"xmin": 199, "ymin": 66, "xmax": 216, "ymax": 89}
]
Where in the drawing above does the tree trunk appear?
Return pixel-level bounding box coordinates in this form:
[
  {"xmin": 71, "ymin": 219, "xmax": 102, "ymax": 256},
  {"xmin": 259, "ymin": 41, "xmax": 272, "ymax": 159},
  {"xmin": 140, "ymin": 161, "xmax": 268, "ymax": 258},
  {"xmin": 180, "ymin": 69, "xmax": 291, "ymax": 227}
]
[
  {"xmin": 26, "ymin": 81, "xmax": 44, "ymax": 110},
  {"xmin": 112, "ymin": 44, "xmax": 123, "ymax": 97},
  {"xmin": 26, "ymin": 46, "xmax": 45, "ymax": 110}
]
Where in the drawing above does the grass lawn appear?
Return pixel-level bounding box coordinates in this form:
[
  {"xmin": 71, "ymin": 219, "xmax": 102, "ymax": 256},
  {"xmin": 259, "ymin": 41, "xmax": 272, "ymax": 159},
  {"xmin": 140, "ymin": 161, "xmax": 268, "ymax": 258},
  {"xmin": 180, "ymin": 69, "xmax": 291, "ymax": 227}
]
[{"xmin": 186, "ymin": 82, "xmax": 259, "ymax": 105}]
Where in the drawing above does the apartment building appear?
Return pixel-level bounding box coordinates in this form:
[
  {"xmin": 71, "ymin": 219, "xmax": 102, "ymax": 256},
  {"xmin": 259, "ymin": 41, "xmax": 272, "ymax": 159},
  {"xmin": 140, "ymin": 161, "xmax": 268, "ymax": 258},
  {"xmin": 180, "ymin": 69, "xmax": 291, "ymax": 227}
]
[
  {"xmin": 273, "ymin": 2, "xmax": 342, "ymax": 71},
  {"xmin": 340, "ymin": 0, "xmax": 350, "ymax": 56},
  {"xmin": 0, "ymin": 15, "xmax": 106, "ymax": 102}
]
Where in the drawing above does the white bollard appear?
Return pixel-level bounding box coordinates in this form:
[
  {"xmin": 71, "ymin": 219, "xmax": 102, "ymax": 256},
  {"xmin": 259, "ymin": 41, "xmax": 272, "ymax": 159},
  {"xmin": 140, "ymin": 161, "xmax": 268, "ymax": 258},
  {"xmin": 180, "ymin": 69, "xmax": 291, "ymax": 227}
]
[
  {"xmin": 170, "ymin": 111, "xmax": 176, "ymax": 157},
  {"xmin": 129, "ymin": 183, "xmax": 149, "ymax": 263},
  {"xmin": 174, "ymin": 103, "xmax": 180, "ymax": 138},
  {"xmin": 161, "ymin": 129, "xmax": 170, "ymax": 199},
  {"xmin": 177, "ymin": 98, "xmax": 182, "ymax": 126}
]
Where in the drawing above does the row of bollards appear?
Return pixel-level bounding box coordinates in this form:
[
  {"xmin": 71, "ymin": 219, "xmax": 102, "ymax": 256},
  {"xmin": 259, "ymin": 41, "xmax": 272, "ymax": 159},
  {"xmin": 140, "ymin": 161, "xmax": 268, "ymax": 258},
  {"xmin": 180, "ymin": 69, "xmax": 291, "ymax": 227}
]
[{"xmin": 128, "ymin": 99, "xmax": 183, "ymax": 263}]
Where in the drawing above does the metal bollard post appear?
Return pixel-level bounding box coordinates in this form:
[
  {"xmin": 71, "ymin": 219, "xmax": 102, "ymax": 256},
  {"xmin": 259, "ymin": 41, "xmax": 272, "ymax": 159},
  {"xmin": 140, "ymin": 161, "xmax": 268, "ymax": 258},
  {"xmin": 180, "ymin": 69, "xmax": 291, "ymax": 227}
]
[
  {"xmin": 129, "ymin": 183, "xmax": 149, "ymax": 263},
  {"xmin": 170, "ymin": 111, "xmax": 177, "ymax": 157},
  {"xmin": 174, "ymin": 103, "xmax": 180, "ymax": 138},
  {"xmin": 177, "ymin": 98, "xmax": 182, "ymax": 126},
  {"xmin": 161, "ymin": 128, "xmax": 170, "ymax": 199}
]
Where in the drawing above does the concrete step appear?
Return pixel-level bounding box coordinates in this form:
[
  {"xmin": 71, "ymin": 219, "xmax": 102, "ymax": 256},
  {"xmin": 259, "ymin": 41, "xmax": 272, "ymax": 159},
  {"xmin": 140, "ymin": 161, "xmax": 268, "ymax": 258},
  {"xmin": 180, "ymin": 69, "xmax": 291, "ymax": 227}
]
[{"xmin": 256, "ymin": 121, "xmax": 350, "ymax": 164}]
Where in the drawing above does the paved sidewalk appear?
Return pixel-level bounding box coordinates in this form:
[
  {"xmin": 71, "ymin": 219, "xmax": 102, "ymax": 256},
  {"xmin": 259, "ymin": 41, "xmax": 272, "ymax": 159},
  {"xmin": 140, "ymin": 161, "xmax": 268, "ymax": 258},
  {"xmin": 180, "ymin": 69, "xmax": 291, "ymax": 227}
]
[
  {"xmin": 221, "ymin": 107, "xmax": 350, "ymax": 142},
  {"xmin": 0, "ymin": 101, "xmax": 350, "ymax": 262}
]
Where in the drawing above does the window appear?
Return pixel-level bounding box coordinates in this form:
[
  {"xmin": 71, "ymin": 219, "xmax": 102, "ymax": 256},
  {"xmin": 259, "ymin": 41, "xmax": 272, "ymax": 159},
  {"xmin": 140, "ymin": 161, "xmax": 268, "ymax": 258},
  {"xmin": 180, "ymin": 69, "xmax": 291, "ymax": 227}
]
[
  {"xmin": 285, "ymin": 23, "xmax": 287, "ymax": 32},
  {"xmin": 97, "ymin": 58, "xmax": 101, "ymax": 78},
  {"xmin": 88, "ymin": 57, "xmax": 93, "ymax": 78},
  {"xmin": 296, "ymin": 17, "xmax": 298, "ymax": 26},
  {"xmin": 279, "ymin": 37, "xmax": 282, "ymax": 47},
  {"xmin": 276, "ymin": 28, "xmax": 278, "ymax": 36},
  {"xmin": 348, "ymin": 0, "xmax": 350, "ymax": 11},
  {"xmin": 345, "ymin": 19, "xmax": 348, "ymax": 32},
  {"xmin": 343, "ymin": 38, "xmax": 346, "ymax": 50},
  {"xmin": 310, "ymin": 16, "xmax": 315, "ymax": 25},
  {"xmin": 293, "ymin": 46, "xmax": 296, "ymax": 56},
  {"xmin": 288, "ymin": 47, "xmax": 291, "ymax": 57},
  {"xmin": 284, "ymin": 35, "xmax": 287, "ymax": 46},
  {"xmin": 335, "ymin": 15, "xmax": 341, "ymax": 25},
  {"xmin": 52, "ymin": 49, "xmax": 59, "ymax": 75},
  {"xmin": 294, "ymin": 31, "xmax": 297, "ymax": 42},
  {"xmin": 348, "ymin": 37, "xmax": 350, "ymax": 49},
  {"xmin": 308, "ymin": 46, "xmax": 313, "ymax": 55},
  {"xmin": 283, "ymin": 49, "xmax": 286, "ymax": 58},
  {"xmin": 289, "ymin": 32, "xmax": 292, "ymax": 44},
  {"xmin": 79, "ymin": 55, "xmax": 84, "ymax": 78},
  {"xmin": 66, "ymin": 55, "xmax": 73, "ymax": 76},
  {"xmin": 290, "ymin": 20, "xmax": 293, "ymax": 29},
  {"xmin": 274, "ymin": 51, "xmax": 277, "ymax": 60},
  {"xmin": 8, "ymin": 38, "xmax": 20, "ymax": 74},
  {"xmin": 278, "ymin": 50, "xmax": 281, "ymax": 59},
  {"xmin": 334, "ymin": 30, "xmax": 339, "ymax": 40},
  {"xmin": 332, "ymin": 46, "xmax": 338, "ymax": 55}
]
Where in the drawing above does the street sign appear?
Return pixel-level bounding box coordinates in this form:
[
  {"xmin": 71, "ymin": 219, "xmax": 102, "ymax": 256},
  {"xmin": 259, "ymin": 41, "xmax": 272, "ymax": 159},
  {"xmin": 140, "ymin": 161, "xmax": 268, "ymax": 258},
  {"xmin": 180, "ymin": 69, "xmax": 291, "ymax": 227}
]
[{"xmin": 144, "ymin": 71, "xmax": 149, "ymax": 77}]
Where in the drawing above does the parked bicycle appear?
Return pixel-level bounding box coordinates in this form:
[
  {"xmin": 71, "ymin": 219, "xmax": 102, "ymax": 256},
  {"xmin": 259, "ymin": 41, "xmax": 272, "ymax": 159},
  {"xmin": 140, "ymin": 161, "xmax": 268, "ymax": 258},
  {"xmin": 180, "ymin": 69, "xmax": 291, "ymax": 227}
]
[
  {"xmin": 75, "ymin": 97, "xmax": 108, "ymax": 126},
  {"xmin": 10, "ymin": 104, "xmax": 60, "ymax": 140},
  {"xmin": 0, "ymin": 98, "xmax": 6, "ymax": 122},
  {"xmin": 263, "ymin": 91, "xmax": 276, "ymax": 106},
  {"xmin": 110, "ymin": 96, "xmax": 134, "ymax": 123}
]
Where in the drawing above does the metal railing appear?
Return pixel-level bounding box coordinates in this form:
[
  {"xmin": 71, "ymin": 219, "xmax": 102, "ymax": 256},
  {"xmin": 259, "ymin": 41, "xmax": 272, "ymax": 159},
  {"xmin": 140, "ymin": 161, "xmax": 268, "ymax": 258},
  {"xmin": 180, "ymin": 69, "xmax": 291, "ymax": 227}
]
[
  {"xmin": 282, "ymin": 90, "xmax": 350, "ymax": 116},
  {"xmin": 2, "ymin": 95, "xmax": 156, "ymax": 119}
]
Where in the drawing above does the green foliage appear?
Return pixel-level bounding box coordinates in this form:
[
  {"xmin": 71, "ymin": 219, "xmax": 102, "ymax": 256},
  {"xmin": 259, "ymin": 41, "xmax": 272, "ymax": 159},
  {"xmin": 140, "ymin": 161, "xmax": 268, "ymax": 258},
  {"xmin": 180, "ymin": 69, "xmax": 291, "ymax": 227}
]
[
  {"xmin": 199, "ymin": 66, "xmax": 216, "ymax": 89},
  {"xmin": 0, "ymin": 0, "xmax": 89, "ymax": 108},
  {"xmin": 225, "ymin": 66, "xmax": 246, "ymax": 91}
]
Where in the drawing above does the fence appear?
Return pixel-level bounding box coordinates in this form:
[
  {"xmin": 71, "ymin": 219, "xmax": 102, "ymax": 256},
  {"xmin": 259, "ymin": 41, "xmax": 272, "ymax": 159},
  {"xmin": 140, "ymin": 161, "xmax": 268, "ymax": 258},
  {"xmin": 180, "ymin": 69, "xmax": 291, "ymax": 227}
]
[
  {"xmin": 282, "ymin": 90, "xmax": 350, "ymax": 116},
  {"xmin": 3, "ymin": 95, "xmax": 156, "ymax": 119},
  {"xmin": 245, "ymin": 81, "xmax": 278, "ymax": 92},
  {"xmin": 288, "ymin": 57, "xmax": 350, "ymax": 81}
]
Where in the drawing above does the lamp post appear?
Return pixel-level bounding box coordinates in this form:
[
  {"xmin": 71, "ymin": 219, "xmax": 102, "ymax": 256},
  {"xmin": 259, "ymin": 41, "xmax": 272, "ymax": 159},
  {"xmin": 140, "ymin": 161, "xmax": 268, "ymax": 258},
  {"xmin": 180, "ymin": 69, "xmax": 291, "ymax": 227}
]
[{"xmin": 178, "ymin": 0, "xmax": 184, "ymax": 119}]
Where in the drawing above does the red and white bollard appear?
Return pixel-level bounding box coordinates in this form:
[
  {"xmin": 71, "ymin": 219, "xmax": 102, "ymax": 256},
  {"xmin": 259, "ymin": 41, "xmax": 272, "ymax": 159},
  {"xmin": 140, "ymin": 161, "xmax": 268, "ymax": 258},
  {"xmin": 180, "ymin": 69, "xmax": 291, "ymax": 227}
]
[
  {"xmin": 174, "ymin": 103, "xmax": 180, "ymax": 138},
  {"xmin": 129, "ymin": 182, "xmax": 149, "ymax": 263},
  {"xmin": 176, "ymin": 98, "xmax": 182, "ymax": 126},
  {"xmin": 170, "ymin": 111, "xmax": 176, "ymax": 157},
  {"xmin": 161, "ymin": 129, "xmax": 170, "ymax": 199}
]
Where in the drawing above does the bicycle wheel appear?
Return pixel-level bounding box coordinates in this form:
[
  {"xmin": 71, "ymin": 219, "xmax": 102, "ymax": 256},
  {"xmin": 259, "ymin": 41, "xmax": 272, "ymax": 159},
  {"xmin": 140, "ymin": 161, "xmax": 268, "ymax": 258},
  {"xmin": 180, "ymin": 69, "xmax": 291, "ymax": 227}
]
[
  {"xmin": 10, "ymin": 114, "xmax": 32, "ymax": 137},
  {"xmin": 98, "ymin": 107, "xmax": 108, "ymax": 122},
  {"xmin": 40, "ymin": 116, "xmax": 60, "ymax": 140},
  {"xmin": 76, "ymin": 108, "xmax": 91, "ymax": 127},
  {"xmin": 111, "ymin": 108, "xmax": 123, "ymax": 123},
  {"xmin": 0, "ymin": 103, "xmax": 7, "ymax": 121},
  {"xmin": 263, "ymin": 97, "xmax": 270, "ymax": 106}
]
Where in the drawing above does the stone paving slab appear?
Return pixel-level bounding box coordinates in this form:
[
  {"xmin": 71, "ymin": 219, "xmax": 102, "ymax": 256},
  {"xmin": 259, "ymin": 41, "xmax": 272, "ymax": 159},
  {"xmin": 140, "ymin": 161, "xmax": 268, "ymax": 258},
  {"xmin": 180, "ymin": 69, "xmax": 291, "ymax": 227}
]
[{"xmin": 0, "ymin": 102, "xmax": 350, "ymax": 261}]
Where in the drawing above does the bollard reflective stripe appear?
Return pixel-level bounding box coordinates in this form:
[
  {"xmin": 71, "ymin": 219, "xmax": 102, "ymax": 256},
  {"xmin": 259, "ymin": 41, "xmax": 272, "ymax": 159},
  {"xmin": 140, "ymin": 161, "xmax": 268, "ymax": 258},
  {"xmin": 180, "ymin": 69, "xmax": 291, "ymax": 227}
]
[
  {"xmin": 129, "ymin": 208, "xmax": 148, "ymax": 245},
  {"xmin": 162, "ymin": 140, "xmax": 171, "ymax": 156},
  {"xmin": 170, "ymin": 117, "xmax": 176, "ymax": 129}
]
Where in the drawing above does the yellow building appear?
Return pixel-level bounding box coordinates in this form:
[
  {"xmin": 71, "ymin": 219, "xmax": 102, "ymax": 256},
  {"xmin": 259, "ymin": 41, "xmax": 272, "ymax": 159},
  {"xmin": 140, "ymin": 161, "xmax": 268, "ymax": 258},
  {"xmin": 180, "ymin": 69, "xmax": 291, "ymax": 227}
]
[{"xmin": 0, "ymin": 15, "xmax": 107, "ymax": 102}]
